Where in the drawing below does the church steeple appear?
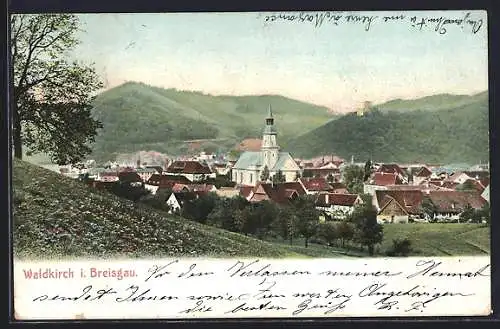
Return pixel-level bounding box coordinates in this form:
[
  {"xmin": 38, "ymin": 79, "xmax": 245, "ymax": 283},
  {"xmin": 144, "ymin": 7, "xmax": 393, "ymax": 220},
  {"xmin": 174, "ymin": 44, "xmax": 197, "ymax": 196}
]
[{"xmin": 262, "ymin": 104, "xmax": 279, "ymax": 170}]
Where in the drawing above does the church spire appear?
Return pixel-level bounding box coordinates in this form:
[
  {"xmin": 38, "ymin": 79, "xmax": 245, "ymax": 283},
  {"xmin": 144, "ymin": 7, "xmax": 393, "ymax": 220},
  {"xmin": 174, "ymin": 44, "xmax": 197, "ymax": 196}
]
[{"xmin": 267, "ymin": 104, "xmax": 273, "ymax": 118}]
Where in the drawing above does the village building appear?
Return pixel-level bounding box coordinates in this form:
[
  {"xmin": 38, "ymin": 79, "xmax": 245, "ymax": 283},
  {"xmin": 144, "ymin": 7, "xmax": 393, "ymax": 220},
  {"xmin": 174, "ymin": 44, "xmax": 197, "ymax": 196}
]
[
  {"xmin": 481, "ymin": 184, "xmax": 490, "ymax": 203},
  {"xmin": 165, "ymin": 160, "xmax": 216, "ymax": 182},
  {"xmin": 95, "ymin": 170, "xmax": 119, "ymax": 182},
  {"xmin": 145, "ymin": 174, "xmax": 193, "ymax": 194},
  {"xmin": 135, "ymin": 167, "xmax": 158, "ymax": 182},
  {"xmin": 215, "ymin": 187, "xmax": 241, "ymax": 199},
  {"xmin": 412, "ymin": 166, "xmax": 433, "ymax": 185},
  {"xmin": 425, "ymin": 191, "xmax": 487, "ymax": 222},
  {"xmin": 315, "ymin": 193, "xmax": 363, "ymax": 220},
  {"xmin": 245, "ymin": 181, "xmax": 307, "ymax": 205},
  {"xmin": 374, "ymin": 190, "xmax": 424, "ymax": 224},
  {"xmin": 363, "ymin": 172, "xmax": 405, "ymax": 195},
  {"xmin": 298, "ymin": 177, "xmax": 333, "ymax": 194},
  {"xmin": 166, "ymin": 192, "xmax": 204, "ymax": 214},
  {"xmin": 231, "ymin": 106, "xmax": 301, "ymax": 186}
]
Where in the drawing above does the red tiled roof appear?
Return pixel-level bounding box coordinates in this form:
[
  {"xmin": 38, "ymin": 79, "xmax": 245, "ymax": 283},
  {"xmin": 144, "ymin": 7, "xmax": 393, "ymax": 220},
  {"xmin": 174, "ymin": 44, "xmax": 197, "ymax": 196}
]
[
  {"xmin": 426, "ymin": 191, "xmax": 486, "ymax": 213},
  {"xmin": 378, "ymin": 163, "xmax": 405, "ymax": 176},
  {"xmin": 375, "ymin": 190, "xmax": 424, "ymax": 214},
  {"xmin": 166, "ymin": 161, "xmax": 212, "ymax": 174},
  {"xmin": 371, "ymin": 172, "xmax": 403, "ymax": 186},
  {"xmin": 300, "ymin": 177, "xmax": 332, "ymax": 192},
  {"xmin": 146, "ymin": 174, "xmax": 193, "ymax": 187},
  {"xmin": 461, "ymin": 179, "xmax": 486, "ymax": 192},
  {"xmin": 415, "ymin": 166, "xmax": 432, "ymax": 177},
  {"xmin": 316, "ymin": 193, "xmax": 361, "ymax": 207},
  {"xmin": 239, "ymin": 185, "xmax": 254, "ymax": 198},
  {"xmin": 463, "ymin": 171, "xmax": 489, "ymax": 181},
  {"xmin": 118, "ymin": 171, "xmax": 142, "ymax": 183},
  {"xmin": 247, "ymin": 182, "xmax": 307, "ymax": 204}
]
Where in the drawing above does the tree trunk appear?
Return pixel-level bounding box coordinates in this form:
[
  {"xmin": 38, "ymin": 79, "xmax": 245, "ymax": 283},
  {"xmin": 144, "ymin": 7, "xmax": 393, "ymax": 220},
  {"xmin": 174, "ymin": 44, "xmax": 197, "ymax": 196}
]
[
  {"xmin": 304, "ymin": 238, "xmax": 308, "ymax": 248},
  {"xmin": 12, "ymin": 105, "xmax": 22, "ymax": 159},
  {"xmin": 368, "ymin": 244, "xmax": 374, "ymax": 256},
  {"xmin": 289, "ymin": 236, "xmax": 293, "ymax": 245}
]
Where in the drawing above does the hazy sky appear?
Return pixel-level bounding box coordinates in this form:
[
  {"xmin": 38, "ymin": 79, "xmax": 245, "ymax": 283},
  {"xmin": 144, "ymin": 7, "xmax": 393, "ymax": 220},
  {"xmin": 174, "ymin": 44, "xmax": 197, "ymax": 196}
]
[{"xmin": 71, "ymin": 11, "xmax": 488, "ymax": 111}]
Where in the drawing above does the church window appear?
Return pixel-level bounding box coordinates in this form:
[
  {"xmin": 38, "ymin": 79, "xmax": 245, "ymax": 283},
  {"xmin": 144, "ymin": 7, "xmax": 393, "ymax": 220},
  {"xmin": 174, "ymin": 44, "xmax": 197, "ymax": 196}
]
[{"xmin": 250, "ymin": 173, "xmax": 253, "ymax": 183}]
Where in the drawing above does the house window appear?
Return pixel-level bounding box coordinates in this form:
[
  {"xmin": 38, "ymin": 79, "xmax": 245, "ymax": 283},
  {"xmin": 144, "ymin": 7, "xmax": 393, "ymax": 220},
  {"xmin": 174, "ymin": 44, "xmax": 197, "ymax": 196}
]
[{"xmin": 239, "ymin": 172, "xmax": 243, "ymax": 183}]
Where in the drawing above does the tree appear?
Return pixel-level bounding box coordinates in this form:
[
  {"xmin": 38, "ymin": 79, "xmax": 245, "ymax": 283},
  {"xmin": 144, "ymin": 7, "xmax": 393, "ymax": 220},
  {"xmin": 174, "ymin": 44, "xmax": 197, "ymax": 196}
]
[
  {"xmin": 342, "ymin": 165, "xmax": 365, "ymax": 194},
  {"xmin": 363, "ymin": 160, "xmax": 373, "ymax": 182},
  {"xmin": 386, "ymin": 238, "xmax": 413, "ymax": 257},
  {"xmin": 260, "ymin": 165, "xmax": 270, "ymax": 182},
  {"xmin": 354, "ymin": 206, "xmax": 383, "ymax": 256},
  {"xmin": 421, "ymin": 197, "xmax": 437, "ymax": 221},
  {"xmin": 272, "ymin": 170, "xmax": 286, "ymax": 184},
  {"xmin": 336, "ymin": 221, "xmax": 355, "ymax": 248},
  {"xmin": 318, "ymin": 222, "xmax": 339, "ymax": 247},
  {"xmin": 292, "ymin": 195, "xmax": 320, "ymax": 248},
  {"xmin": 182, "ymin": 192, "xmax": 218, "ymax": 224},
  {"xmin": 11, "ymin": 14, "xmax": 103, "ymax": 164},
  {"xmin": 272, "ymin": 206, "xmax": 298, "ymax": 244}
]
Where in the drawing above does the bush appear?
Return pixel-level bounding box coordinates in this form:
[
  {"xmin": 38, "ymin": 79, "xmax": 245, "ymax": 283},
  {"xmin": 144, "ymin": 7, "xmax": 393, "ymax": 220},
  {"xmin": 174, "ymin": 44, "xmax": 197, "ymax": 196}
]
[{"xmin": 386, "ymin": 238, "xmax": 413, "ymax": 257}]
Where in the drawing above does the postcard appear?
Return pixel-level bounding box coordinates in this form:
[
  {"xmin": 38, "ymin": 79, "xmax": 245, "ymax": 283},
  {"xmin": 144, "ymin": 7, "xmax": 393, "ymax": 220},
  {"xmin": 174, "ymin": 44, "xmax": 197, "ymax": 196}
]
[{"xmin": 10, "ymin": 10, "xmax": 490, "ymax": 320}]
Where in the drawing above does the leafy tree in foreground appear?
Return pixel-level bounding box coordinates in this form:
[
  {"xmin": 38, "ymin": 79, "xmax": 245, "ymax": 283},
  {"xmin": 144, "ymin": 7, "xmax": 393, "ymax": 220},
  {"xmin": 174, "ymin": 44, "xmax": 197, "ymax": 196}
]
[
  {"xmin": 272, "ymin": 170, "xmax": 286, "ymax": 184},
  {"xmin": 351, "ymin": 202, "xmax": 383, "ymax": 256},
  {"xmin": 292, "ymin": 195, "xmax": 320, "ymax": 248},
  {"xmin": 11, "ymin": 14, "xmax": 103, "ymax": 164}
]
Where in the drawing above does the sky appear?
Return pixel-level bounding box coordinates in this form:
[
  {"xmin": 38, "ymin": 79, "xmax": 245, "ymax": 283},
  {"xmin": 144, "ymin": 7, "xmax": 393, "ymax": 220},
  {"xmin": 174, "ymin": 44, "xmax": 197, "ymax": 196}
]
[{"xmin": 70, "ymin": 11, "xmax": 488, "ymax": 112}]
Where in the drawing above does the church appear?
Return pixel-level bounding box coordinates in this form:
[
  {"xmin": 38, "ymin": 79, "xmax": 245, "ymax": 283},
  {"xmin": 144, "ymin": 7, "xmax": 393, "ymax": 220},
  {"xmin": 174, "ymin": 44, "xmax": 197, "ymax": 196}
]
[{"xmin": 231, "ymin": 105, "xmax": 302, "ymax": 186}]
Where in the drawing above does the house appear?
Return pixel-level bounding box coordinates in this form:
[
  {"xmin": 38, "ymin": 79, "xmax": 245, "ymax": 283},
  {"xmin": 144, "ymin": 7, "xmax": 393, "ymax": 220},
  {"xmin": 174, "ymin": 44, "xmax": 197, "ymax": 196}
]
[
  {"xmin": 302, "ymin": 167, "xmax": 341, "ymax": 180},
  {"xmin": 96, "ymin": 170, "xmax": 119, "ymax": 182},
  {"xmin": 172, "ymin": 183, "xmax": 217, "ymax": 193},
  {"xmin": 118, "ymin": 171, "xmax": 143, "ymax": 186},
  {"xmin": 165, "ymin": 160, "xmax": 215, "ymax": 182},
  {"xmin": 376, "ymin": 163, "xmax": 408, "ymax": 183},
  {"xmin": 246, "ymin": 181, "xmax": 307, "ymax": 205},
  {"xmin": 215, "ymin": 187, "xmax": 240, "ymax": 198},
  {"xmin": 145, "ymin": 174, "xmax": 193, "ymax": 194},
  {"xmin": 136, "ymin": 167, "xmax": 158, "ymax": 182},
  {"xmin": 231, "ymin": 105, "xmax": 301, "ymax": 186},
  {"xmin": 374, "ymin": 190, "xmax": 424, "ymax": 224},
  {"xmin": 363, "ymin": 172, "xmax": 405, "ymax": 195},
  {"xmin": 329, "ymin": 182, "xmax": 349, "ymax": 194},
  {"xmin": 315, "ymin": 193, "xmax": 363, "ymax": 220},
  {"xmin": 481, "ymin": 184, "xmax": 490, "ymax": 203},
  {"xmin": 212, "ymin": 162, "xmax": 231, "ymax": 176},
  {"xmin": 424, "ymin": 190, "xmax": 487, "ymax": 222},
  {"xmin": 412, "ymin": 166, "xmax": 432, "ymax": 185},
  {"xmin": 446, "ymin": 171, "xmax": 474, "ymax": 185},
  {"xmin": 166, "ymin": 192, "xmax": 202, "ymax": 214},
  {"xmin": 299, "ymin": 177, "xmax": 333, "ymax": 194}
]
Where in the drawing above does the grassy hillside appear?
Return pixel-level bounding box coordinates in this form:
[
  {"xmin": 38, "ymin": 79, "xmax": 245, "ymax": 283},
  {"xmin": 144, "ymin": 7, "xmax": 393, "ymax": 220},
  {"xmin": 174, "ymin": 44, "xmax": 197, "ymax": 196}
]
[
  {"xmin": 90, "ymin": 82, "xmax": 334, "ymax": 161},
  {"xmin": 12, "ymin": 159, "xmax": 307, "ymax": 259},
  {"xmin": 285, "ymin": 91, "xmax": 489, "ymax": 163}
]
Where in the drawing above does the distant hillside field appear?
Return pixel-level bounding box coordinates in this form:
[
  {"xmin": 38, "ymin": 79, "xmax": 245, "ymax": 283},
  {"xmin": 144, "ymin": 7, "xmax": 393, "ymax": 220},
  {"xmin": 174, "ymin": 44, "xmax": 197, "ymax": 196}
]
[
  {"xmin": 12, "ymin": 160, "xmax": 489, "ymax": 259},
  {"xmin": 90, "ymin": 82, "xmax": 335, "ymax": 161},
  {"xmin": 285, "ymin": 91, "xmax": 489, "ymax": 163}
]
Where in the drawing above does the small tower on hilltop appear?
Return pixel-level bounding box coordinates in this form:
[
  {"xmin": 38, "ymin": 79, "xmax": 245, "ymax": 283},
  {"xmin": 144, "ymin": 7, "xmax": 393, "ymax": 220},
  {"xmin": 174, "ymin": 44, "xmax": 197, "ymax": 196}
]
[
  {"xmin": 261, "ymin": 104, "xmax": 280, "ymax": 170},
  {"xmin": 357, "ymin": 101, "xmax": 372, "ymax": 117}
]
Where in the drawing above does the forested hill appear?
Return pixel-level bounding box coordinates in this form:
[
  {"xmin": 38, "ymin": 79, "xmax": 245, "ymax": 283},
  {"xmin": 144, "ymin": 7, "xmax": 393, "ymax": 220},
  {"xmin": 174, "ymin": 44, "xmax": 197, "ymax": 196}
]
[
  {"xmin": 89, "ymin": 82, "xmax": 334, "ymax": 161},
  {"xmin": 376, "ymin": 91, "xmax": 488, "ymax": 113},
  {"xmin": 285, "ymin": 91, "xmax": 489, "ymax": 164}
]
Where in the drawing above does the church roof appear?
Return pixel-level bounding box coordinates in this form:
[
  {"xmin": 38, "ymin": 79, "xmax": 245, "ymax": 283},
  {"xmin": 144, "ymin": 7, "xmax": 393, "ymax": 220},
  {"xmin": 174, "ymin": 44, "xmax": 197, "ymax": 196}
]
[{"xmin": 233, "ymin": 151, "xmax": 297, "ymax": 171}]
